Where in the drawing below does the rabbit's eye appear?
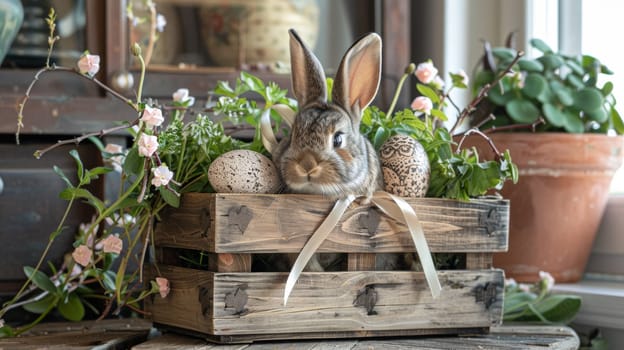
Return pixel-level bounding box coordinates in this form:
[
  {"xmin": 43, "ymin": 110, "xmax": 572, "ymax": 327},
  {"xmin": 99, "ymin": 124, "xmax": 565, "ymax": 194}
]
[{"xmin": 333, "ymin": 132, "xmax": 345, "ymax": 148}]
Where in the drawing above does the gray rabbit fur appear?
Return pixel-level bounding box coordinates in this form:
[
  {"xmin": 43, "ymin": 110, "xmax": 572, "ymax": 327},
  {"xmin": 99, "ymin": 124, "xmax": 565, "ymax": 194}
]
[
  {"xmin": 268, "ymin": 29, "xmax": 387, "ymax": 272},
  {"xmin": 272, "ymin": 29, "xmax": 384, "ymax": 201}
]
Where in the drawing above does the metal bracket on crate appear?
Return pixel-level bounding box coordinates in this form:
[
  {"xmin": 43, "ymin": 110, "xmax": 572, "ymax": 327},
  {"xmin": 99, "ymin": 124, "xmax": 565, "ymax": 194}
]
[
  {"xmin": 359, "ymin": 207, "xmax": 381, "ymax": 235},
  {"xmin": 480, "ymin": 208, "xmax": 502, "ymax": 235},
  {"xmin": 354, "ymin": 285, "xmax": 378, "ymax": 315},
  {"xmin": 224, "ymin": 285, "xmax": 249, "ymax": 316},
  {"xmin": 474, "ymin": 282, "xmax": 498, "ymax": 309},
  {"xmin": 227, "ymin": 205, "xmax": 253, "ymax": 234}
]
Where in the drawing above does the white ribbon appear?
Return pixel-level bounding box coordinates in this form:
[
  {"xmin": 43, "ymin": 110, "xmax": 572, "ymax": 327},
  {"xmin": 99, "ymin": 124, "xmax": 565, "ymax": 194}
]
[
  {"xmin": 259, "ymin": 104, "xmax": 296, "ymax": 154},
  {"xmin": 371, "ymin": 191, "xmax": 442, "ymax": 298},
  {"xmin": 283, "ymin": 194, "xmax": 356, "ymax": 306},
  {"xmin": 259, "ymin": 105, "xmax": 441, "ymax": 305}
]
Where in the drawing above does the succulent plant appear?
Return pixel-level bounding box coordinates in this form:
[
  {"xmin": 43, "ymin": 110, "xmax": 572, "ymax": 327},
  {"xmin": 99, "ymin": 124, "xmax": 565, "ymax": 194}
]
[{"xmin": 471, "ymin": 37, "xmax": 623, "ymax": 134}]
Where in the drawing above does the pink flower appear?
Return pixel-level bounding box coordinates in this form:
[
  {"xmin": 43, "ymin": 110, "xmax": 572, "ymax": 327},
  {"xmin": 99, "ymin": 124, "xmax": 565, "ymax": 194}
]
[
  {"xmin": 156, "ymin": 277, "xmax": 170, "ymax": 298},
  {"xmin": 138, "ymin": 134, "xmax": 158, "ymax": 157},
  {"xmin": 518, "ymin": 283, "xmax": 531, "ymax": 293},
  {"xmin": 72, "ymin": 245, "xmax": 92, "ymax": 267},
  {"xmin": 70, "ymin": 264, "xmax": 83, "ymax": 278},
  {"xmin": 151, "ymin": 164, "xmax": 174, "ymax": 187},
  {"xmin": 141, "ymin": 106, "xmax": 164, "ymax": 128},
  {"xmin": 104, "ymin": 143, "xmax": 124, "ymax": 172},
  {"xmin": 77, "ymin": 54, "xmax": 100, "ymax": 77},
  {"xmin": 415, "ymin": 61, "xmax": 438, "ymax": 84},
  {"xmin": 101, "ymin": 234, "xmax": 123, "ymax": 254},
  {"xmin": 172, "ymin": 88, "xmax": 195, "ymax": 106},
  {"xmin": 411, "ymin": 96, "xmax": 433, "ymax": 114},
  {"xmin": 431, "ymin": 75, "xmax": 445, "ymax": 90},
  {"xmin": 455, "ymin": 69, "xmax": 469, "ymax": 86},
  {"xmin": 539, "ymin": 270, "xmax": 555, "ymax": 291}
]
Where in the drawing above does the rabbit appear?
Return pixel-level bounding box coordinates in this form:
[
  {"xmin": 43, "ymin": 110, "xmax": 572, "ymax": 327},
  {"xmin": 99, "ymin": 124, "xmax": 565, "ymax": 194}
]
[
  {"xmin": 272, "ymin": 29, "xmax": 384, "ymax": 201},
  {"xmin": 269, "ymin": 29, "xmax": 384, "ymax": 272}
]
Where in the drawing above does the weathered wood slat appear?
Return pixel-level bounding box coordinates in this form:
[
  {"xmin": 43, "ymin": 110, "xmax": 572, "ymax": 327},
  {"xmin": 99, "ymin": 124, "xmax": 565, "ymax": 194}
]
[
  {"xmin": 154, "ymin": 193, "xmax": 509, "ymax": 253},
  {"xmin": 146, "ymin": 265, "xmax": 504, "ymax": 340},
  {"xmin": 0, "ymin": 319, "xmax": 152, "ymax": 350},
  {"xmin": 133, "ymin": 326, "xmax": 579, "ymax": 349}
]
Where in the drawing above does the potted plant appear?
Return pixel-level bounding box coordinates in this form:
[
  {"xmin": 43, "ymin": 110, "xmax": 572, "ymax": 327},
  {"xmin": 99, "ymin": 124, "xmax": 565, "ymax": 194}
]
[{"xmin": 463, "ymin": 37, "xmax": 624, "ymax": 283}]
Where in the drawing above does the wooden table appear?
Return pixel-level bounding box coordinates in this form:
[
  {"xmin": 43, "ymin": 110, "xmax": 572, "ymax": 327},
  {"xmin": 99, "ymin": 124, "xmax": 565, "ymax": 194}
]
[{"xmin": 0, "ymin": 319, "xmax": 580, "ymax": 349}]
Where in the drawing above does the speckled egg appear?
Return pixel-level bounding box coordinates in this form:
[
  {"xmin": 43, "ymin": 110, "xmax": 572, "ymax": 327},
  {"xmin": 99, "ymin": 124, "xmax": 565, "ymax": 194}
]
[
  {"xmin": 379, "ymin": 134, "xmax": 430, "ymax": 197},
  {"xmin": 208, "ymin": 150, "xmax": 282, "ymax": 193}
]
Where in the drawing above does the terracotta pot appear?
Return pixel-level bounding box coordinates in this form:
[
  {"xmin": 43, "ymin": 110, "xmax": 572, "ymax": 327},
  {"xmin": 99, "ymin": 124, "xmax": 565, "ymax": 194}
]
[{"xmin": 461, "ymin": 133, "xmax": 624, "ymax": 283}]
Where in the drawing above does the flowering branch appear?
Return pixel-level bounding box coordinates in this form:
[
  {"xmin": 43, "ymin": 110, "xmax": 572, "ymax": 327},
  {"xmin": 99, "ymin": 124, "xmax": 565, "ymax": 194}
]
[
  {"xmin": 450, "ymin": 51, "xmax": 525, "ymax": 135},
  {"xmin": 33, "ymin": 118, "xmax": 139, "ymax": 159},
  {"xmin": 16, "ymin": 65, "xmax": 138, "ymax": 146}
]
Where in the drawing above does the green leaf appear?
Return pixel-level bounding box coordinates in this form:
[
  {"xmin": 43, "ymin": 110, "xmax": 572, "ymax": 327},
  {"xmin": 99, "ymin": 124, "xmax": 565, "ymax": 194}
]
[
  {"xmin": 506, "ymin": 99, "xmax": 540, "ymax": 123},
  {"xmin": 213, "ymin": 80, "xmax": 237, "ymax": 97},
  {"xmin": 574, "ymin": 87, "xmax": 605, "ymax": 112},
  {"xmin": 565, "ymin": 59, "xmax": 584, "ymax": 75},
  {"xmin": 23, "ymin": 266, "xmax": 57, "ymax": 294},
  {"xmin": 530, "ymin": 38, "xmax": 553, "ymax": 53},
  {"xmin": 491, "ymin": 47, "xmax": 517, "ymax": 60},
  {"xmin": 538, "ymin": 54, "xmax": 564, "ymax": 70},
  {"xmin": 587, "ymin": 108, "xmax": 608, "ymax": 123},
  {"xmin": 122, "ymin": 147, "xmax": 143, "ymax": 175},
  {"xmin": 522, "ymin": 73, "xmax": 548, "ymax": 99},
  {"xmin": 487, "ymin": 80, "xmax": 514, "ymax": 106},
  {"xmin": 533, "ymin": 294, "xmax": 582, "ymax": 323},
  {"xmin": 159, "ymin": 186, "xmax": 180, "ymax": 208},
  {"xmin": 102, "ymin": 270, "xmax": 117, "ymax": 292},
  {"xmin": 416, "ymin": 83, "xmax": 441, "ymax": 104},
  {"xmin": 58, "ymin": 293, "xmax": 85, "ymax": 321},
  {"xmin": 69, "ymin": 150, "xmax": 85, "ymax": 182},
  {"xmin": 240, "ymin": 72, "xmax": 265, "ymax": 95},
  {"xmin": 566, "ymin": 74, "xmax": 584, "ymax": 89},
  {"xmin": 542, "ymin": 103, "xmax": 566, "ymax": 127},
  {"xmin": 88, "ymin": 166, "xmax": 113, "ymax": 178},
  {"xmin": 563, "ymin": 111, "xmax": 585, "ymax": 133},
  {"xmin": 611, "ymin": 108, "xmax": 624, "ymax": 134},
  {"xmin": 430, "ymin": 108, "xmax": 448, "ymax": 121},
  {"xmin": 59, "ymin": 188, "xmax": 105, "ymax": 214},
  {"xmin": 550, "ymin": 82, "xmax": 574, "ymax": 106},
  {"xmin": 517, "ymin": 59, "xmax": 543, "ymax": 72},
  {"xmin": 449, "ymin": 72, "xmax": 467, "ymax": 88},
  {"xmin": 373, "ymin": 127, "xmax": 391, "ymax": 150},
  {"xmin": 22, "ymin": 293, "xmax": 57, "ymax": 314},
  {"xmin": 602, "ymin": 81, "xmax": 614, "ymax": 96},
  {"xmin": 53, "ymin": 166, "xmax": 73, "ymax": 188}
]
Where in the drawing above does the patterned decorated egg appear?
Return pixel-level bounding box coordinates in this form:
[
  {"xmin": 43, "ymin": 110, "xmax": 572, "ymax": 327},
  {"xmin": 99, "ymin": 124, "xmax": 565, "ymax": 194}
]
[
  {"xmin": 208, "ymin": 150, "xmax": 282, "ymax": 193},
  {"xmin": 379, "ymin": 134, "xmax": 430, "ymax": 197}
]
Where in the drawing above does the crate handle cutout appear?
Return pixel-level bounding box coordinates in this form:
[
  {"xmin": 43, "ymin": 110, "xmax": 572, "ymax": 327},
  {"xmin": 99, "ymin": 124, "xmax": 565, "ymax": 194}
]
[{"xmin": 283, "ymin": 192, "xmax": 442, "ymax": 305}]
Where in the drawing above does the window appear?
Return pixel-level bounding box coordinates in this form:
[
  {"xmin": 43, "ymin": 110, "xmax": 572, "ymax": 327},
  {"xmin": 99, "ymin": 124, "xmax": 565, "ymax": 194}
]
[{"xmin": 580, "ymin": 0, "xmax": 624, "ymax": 193}]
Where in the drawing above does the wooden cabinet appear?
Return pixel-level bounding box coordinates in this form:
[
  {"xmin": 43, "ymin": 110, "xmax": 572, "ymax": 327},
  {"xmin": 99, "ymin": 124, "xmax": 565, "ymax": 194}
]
[{"xmin": 0, "ymin": 0, "xmax": 411, "ymax": 293}]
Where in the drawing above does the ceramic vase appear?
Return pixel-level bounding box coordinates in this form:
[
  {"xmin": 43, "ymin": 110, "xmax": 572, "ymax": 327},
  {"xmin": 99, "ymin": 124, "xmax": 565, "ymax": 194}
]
[{"xmin": 0, "ymin": 0, "xmax": 23, "ymax": 64}]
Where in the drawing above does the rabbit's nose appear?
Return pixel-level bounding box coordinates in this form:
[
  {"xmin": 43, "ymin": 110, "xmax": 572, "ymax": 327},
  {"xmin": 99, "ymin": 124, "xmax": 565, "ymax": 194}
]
[{"xmin": 297, "ymin": 152, "xmax": 320, "ymax": 176}]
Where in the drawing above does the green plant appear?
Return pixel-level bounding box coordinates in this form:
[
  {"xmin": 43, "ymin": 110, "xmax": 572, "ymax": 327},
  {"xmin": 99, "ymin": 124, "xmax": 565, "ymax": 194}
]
[
  {"xmin": 470, "ymin": 37, "xmax": 623, "ymax": 134},
  {"xmin": 360, "ymin": 63, "xmax": 518, "ymax": 201},
  {"xmin": 504, "ymin": 271, "xmax": 581, "ymax": 324},
  {"xmin": 1, "ymin": 6, "xmax": 288, "ymax": 337}
]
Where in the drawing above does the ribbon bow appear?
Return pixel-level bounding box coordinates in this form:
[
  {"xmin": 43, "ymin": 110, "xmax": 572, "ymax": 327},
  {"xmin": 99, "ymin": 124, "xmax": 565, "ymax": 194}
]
[{"xmin": 260, "ymin": 105, "xmax": 442, "ymax": 306}]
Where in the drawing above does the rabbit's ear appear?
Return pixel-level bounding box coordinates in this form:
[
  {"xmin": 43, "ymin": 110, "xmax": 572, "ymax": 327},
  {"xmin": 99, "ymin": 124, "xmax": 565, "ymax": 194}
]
[
  {"xmin": 332, "ymin": 33, "xmax": 382, "ymax": 120},
  {"xmin": 289, "ymin": 29, "xmax": 327, "ymax": 107}
]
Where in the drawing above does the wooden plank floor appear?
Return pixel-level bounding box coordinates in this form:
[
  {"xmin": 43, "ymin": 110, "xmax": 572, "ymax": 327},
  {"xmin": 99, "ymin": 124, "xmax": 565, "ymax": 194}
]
[{"xmin": 0, "ymin": 319, "xmax": 579, "ymax": 350}]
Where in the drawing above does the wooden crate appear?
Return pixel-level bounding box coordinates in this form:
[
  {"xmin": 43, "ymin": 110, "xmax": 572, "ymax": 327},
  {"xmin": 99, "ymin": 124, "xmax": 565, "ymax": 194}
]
[{"xmin": 145, "ymin": 193, "xmax": 509, "ymax": 343}]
